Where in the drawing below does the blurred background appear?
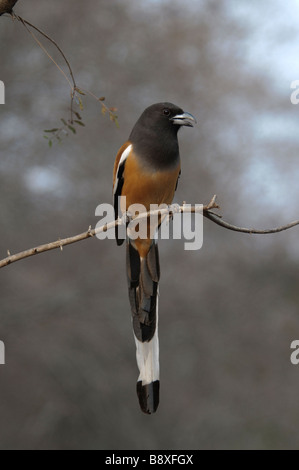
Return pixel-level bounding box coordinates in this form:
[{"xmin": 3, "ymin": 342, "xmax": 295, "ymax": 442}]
[{"xmin": 1, "ymin": 0, "xmax": 299, "ymax": 450}]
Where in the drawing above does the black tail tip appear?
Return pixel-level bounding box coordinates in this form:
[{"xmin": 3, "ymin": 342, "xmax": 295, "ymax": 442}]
[{"xmin": 137, "ymin": 380, "xmax": 160, "ymax": 414}]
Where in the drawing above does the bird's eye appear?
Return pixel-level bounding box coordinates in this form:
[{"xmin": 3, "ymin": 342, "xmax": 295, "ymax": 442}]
[{"xmin": 163, "ymin": 108, "xmax": 170, "ymax": 116}]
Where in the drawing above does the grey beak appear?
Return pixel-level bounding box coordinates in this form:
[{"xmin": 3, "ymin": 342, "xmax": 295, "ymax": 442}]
[{"xmin": 171, "ymin": 111, "xmax": 197, "ymax": 127}]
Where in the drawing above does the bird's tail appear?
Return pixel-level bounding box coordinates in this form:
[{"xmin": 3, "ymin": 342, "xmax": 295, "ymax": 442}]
[{"xmin": 126, "ymin": 238, "xmax": 160, "ymax": 414}]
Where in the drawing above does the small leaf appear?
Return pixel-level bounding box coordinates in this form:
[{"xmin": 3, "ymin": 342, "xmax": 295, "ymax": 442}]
[
  {"xmin": 74, "ymin": 111, "xmax": 82, "ymax": 120},
  {"xmin": 61, "ymin": 118, "xmax": 67, "ymax": 126},
  {"xmin": 48, "ymin": 139, "xmax": 53, "ymax": 148},
  {"xmin": 75, "ymin": 87, "xmax": 86, "ymax": 95},
  {"xmin": 78, "ymin": 96, "xmax": 84, "ymax": 111},
  {"xmin": 98, "ymin": 96, "xmax": 105, "ymax": 101},
  {"xmin": 44, "ymin": 128, "xmax": 59, "ymax": 133},
  {"xmin": 101, "ymin": 105, "xmax": 107, "ymax": 116},
  {"xmin": 74, "ymin": 120, "xmax": 85, "ymax": 126},
  {"xmin": 109, "ymin": 112, "xmax": 118, "ymax": 122},
  {"xmin": 68, "ymin": 125, "xmax": 76, "ymax": 134}
]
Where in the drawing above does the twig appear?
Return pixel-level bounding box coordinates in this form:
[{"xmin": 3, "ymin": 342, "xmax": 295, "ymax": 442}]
[
  {"xmin": 1, "ymin": 196, "xmax": 299, "ymax": 269},
  {"xmin": 76, "ymin": 87, "xmax": 119, "ymax": 126},
  {"xmin": 13, "ymin": 13, "xmax": 78, "ymax": 126},
  {"xmin": 2, "ymin": 11, "xmax": 118, "ymax": 139},
  {"xmin": 203, "ymin": 211, "xmax": 299, "ymax": 234},
  {"xmin": 15, "ymin": 14, "xmax": 76, "ymax": 91}
]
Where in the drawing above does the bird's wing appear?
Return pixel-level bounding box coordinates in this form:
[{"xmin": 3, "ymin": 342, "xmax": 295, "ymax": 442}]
[
  {"xmin": 113, "ymin": 142, "xmax": 132, "ymax": 245},
  {"xmin": 175, "ymin": 169, "xmax": 181, "ymax": 192}
]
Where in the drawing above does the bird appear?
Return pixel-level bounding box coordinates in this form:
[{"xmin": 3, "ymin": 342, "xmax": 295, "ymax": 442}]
[{"xmin": 113, "ymin": 102, "xmax": 196, "ymax": 414}]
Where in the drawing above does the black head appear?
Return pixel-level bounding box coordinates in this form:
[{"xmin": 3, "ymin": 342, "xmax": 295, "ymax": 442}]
[
  {"xmin": 130, "ymin": 102, "xmax": 196, "ymax": 137},
  {"xmin": 129, "ymin": 102, "xmax": 196, "ymax": 169}
]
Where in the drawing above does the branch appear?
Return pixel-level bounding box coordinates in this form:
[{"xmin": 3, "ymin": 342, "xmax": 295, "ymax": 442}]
[
  {"xmin": 1, "ymin": 196, "xmax": 299, "ymax": 269},
  {"xmin": 1, "ymin": 9, "xmax": 118, "ymax": 142},
  {"xmin": 15, "ymin": 14, "xmax": 76, "ymax": 91},
  {"xmin": 203, "ymin": 210, "xmax": 299, "ymax": 234}
]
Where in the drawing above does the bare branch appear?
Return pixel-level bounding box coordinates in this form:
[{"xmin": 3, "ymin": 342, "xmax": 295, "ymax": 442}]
[
  {"xmin": 1, "ymin": 10, "xmax": 118, "ymax": 140},
  {"xmin": 15, "ymin": 14, "xmax": 76, "ymax": 91},
  {"xmin": 203, "ymin": 211, "xmax": 299, "ymax": 234},
  {"xmin": 1, "ymin": 196, "xmax": 298, "ymax": 269}
]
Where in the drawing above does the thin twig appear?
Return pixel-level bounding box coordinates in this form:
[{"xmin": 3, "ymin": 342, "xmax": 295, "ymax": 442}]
[
  {"xmin": 16, "ymin": 17, "xmax": 77, "ymax": 87},
  {"xmin": 77, "ymin": 87, "xmax": 119, "ymax": 125},
  {"xmin": 1, "ymin": 196, "xmax": 299, "ymax": 269},
  {"xmin": 203, "ymin": 211, "xmax": 299, "ymax": 234},
  {"xmin": 15, "ymin": 14, "xmax": 75, "ymax": 91},
  {"xmin": 4, "ymin": 12, "xmax": 118, "ymax": 134}
]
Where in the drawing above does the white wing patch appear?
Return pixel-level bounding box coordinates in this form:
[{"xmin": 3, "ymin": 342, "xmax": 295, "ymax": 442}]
[{"xmin": 113, "ymin": 144, "xmax": 132, "ymax": 195}]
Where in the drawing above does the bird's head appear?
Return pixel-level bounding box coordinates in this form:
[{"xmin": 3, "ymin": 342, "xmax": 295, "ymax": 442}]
[
  {"xmin": 135, "ymin": 102, "xmax": 197, "ymax": 134},
  {"xmin": 128, "ymin": 102, "xmax": 197, "ymax": 168}
]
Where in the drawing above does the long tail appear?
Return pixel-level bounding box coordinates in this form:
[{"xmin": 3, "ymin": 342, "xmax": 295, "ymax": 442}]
[{"xmin": 126, "ymin": 238, "xmax": 160, "ymax": 414}]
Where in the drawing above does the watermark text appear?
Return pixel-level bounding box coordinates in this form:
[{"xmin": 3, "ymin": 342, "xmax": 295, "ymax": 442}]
[
  {"xmin": 290, "ymin": 80, "xmax": 299, "ymax": 104},
  {"xmin": 290, "ymin": 340, "xmax": 299, "ymax": 364},
  {"xmin": 0, "ymin": 340, "xmax": 5, "ymax": 365},
  {"xmin": 95, "ymin": 199, "xmax": 203, "ymax": 250},
  {"xmin": 0, "ymin": 80, "xmax": 4, "ymax": 104}
]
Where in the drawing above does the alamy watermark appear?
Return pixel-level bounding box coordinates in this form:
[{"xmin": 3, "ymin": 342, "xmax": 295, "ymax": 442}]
[
  {"xmin": 290, "ymin": 340, "xmax": 299, "ymax": 365},
  {"xmin": 0, "ymin": 80, "xmax": 4, "ymax": 104},
  {"xmin": 0, "ymin": 341, "xmax": 5, "ymax": 365},
  {"xmin": 95, "ymin": 198, "xmax": 203, "ymax": 250},
  {"xmin": 290, "ymin": 80, "xmax": 299, "ymax": 104}
]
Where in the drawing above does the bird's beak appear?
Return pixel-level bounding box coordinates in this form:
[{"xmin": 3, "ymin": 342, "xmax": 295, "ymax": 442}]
[{"xmin": 171, "ymin": 111, "xmax": 197, "ymax": 127}]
